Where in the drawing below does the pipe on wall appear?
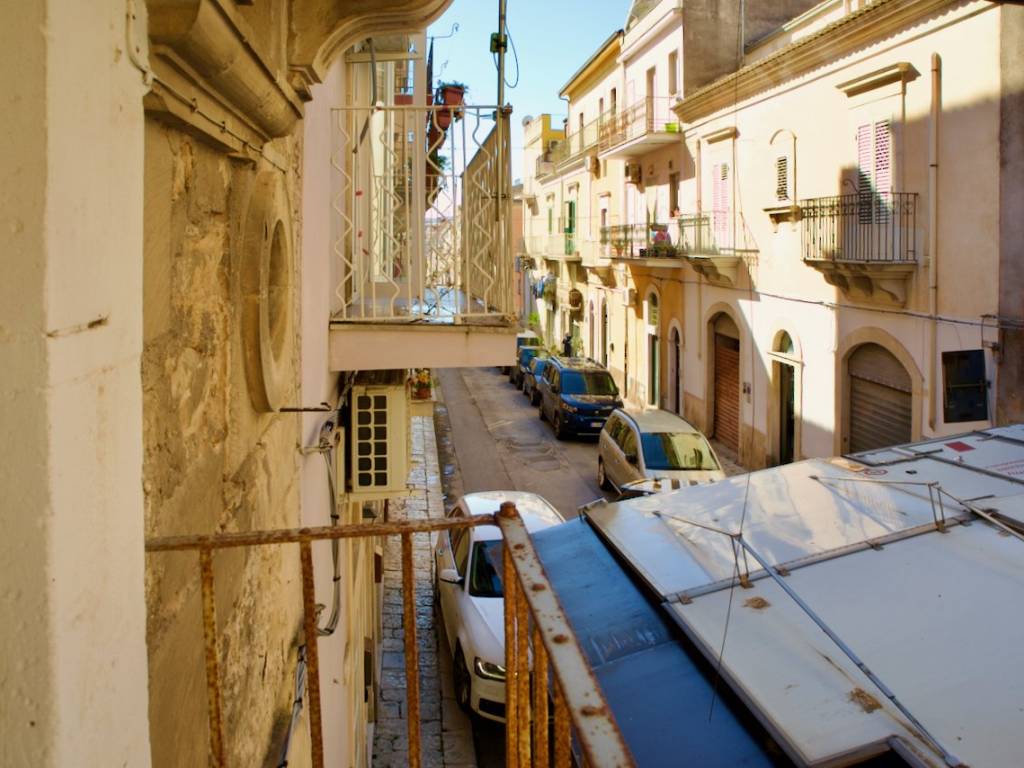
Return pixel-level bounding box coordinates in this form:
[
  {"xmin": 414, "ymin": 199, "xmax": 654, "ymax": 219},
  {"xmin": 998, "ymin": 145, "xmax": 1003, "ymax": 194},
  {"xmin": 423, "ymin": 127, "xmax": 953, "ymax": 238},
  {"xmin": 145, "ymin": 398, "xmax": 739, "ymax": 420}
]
[{"xmin": 928, "ymin": 53, "xmax": 941, "ymax": 431}]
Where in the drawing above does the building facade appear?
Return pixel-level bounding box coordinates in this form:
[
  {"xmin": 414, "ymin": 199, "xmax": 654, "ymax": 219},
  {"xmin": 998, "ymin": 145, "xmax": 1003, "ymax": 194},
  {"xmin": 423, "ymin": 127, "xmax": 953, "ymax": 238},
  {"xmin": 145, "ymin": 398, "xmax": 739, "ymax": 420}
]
[
  {"xmin": 2, "ymin": 1, "xmax": 518, "ymax": 766},
  {"xmin": 523, "ymin": 0, "xmax": 1023, "ymax": 468}
]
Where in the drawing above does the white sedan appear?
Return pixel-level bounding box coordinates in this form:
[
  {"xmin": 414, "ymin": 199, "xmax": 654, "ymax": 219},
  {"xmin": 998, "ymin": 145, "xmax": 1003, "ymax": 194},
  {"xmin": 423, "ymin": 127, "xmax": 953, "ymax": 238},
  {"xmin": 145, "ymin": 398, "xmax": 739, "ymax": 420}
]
[{"xmin": 434, "ymin": 490, "xmax": 562, "ymax": 722}]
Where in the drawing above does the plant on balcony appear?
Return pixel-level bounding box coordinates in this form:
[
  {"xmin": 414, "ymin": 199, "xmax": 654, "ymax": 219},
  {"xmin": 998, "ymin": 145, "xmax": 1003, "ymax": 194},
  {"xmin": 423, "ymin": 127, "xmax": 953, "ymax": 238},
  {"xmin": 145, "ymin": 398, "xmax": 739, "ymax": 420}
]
[
  {"xmin": 434, "ymin": 81, "xmax": 466, "ymax": 130},
  {"xmin": 410, "ymin": 368, "xmax": 433, "ymax": 400}
]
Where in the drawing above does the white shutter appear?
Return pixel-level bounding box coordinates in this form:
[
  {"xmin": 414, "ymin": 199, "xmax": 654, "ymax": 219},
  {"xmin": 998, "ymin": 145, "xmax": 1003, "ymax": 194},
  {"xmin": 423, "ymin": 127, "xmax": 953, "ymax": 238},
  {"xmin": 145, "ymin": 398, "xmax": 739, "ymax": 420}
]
[{"xmin": 712, "ymin": 162, "xmax": 729, "ymax": 244}]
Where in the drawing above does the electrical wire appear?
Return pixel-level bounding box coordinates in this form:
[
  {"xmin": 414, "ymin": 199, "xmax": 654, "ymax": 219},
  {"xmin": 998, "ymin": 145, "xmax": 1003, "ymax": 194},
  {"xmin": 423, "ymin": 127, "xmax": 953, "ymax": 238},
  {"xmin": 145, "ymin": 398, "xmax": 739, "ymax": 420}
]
[
  {"xmin": 492, "ymin": 12, "xmax": 520, "ymax": 90},
  {"xmin": 277, "ymin": 646, "xmax": 308, "ymax": 767}
]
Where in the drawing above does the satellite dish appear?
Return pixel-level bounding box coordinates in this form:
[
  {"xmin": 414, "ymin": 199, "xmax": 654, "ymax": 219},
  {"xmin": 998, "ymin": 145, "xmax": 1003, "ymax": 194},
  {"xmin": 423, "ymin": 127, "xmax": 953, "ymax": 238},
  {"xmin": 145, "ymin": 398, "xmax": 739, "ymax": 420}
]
[{"xmin": 521, "ymin": 115, "xmax": 534, "ymax": 127}]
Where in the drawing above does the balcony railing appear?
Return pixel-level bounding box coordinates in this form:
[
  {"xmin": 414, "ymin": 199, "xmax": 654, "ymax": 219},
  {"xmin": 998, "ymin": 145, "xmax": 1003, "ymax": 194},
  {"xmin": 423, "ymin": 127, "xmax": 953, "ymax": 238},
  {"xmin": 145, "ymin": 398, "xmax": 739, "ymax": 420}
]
[
  {"xmin": 331, "ymin": 105, "xmax": 514, "ymax": 325},
  {"xmin": 601, "ymin": 223, "xmax": 680, "ymax": 260},
  {"xmin": 145, "ymin": 503, "xmax": 631, "ymax": 768},
  {"xmin": 598, "ymin": 97, "xmax": 681, "ymax": 153},
  {"xmin": 801, "ymin": 191, "xmax": 918, "ymax": 263}
]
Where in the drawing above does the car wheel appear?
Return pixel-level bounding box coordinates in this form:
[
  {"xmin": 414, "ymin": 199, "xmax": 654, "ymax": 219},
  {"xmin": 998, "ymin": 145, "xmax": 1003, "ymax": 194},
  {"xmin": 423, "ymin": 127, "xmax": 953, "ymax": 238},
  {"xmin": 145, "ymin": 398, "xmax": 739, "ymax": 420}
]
[
  {"xmin": 539, "ymin": 401, "xmax": 547, "ymax": 421},
  {"xmin": 530, "ymin": 389, "xmax": 540, "ymax": 406},
  {"xmin": 554, "ymin": 413, "xmax": 568, "ymax": 440},
  {"xmin": 598, "ymin": 458, "xmax": 612, "ymax": 491},
  {"xmin": 453, "ymin": 645, "xmax": 472, "ymax": 713}
]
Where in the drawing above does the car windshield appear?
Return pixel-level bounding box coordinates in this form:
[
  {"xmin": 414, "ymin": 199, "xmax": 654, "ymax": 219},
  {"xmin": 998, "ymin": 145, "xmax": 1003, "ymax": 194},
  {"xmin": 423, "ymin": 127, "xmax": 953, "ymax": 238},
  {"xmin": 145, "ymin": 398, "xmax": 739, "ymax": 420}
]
[
  {"xmin": 561, "ymin": 370, "xmax": 617, "ymax": 396},
  {"xmin": 468, "ymin": 541, "xmax": 504, "ymax": 598},
  {"xmin": 520, "ymin": 347, "xmax": 542, "ymax": 365},
  {"xmin": 641, "ymin": 432, "xmax": 720, "ymax": 471}
]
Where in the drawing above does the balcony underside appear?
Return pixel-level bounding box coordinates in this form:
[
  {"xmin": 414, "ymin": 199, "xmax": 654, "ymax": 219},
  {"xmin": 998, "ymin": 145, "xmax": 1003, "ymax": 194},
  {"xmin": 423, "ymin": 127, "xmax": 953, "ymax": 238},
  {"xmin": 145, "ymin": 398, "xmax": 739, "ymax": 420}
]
[
  {"xmin": 683, "ymin": 253, "xmax": 743, "ymax": 286},
  {"xmin": 329, "ymin": 320, "xmax": 515, "ymax": 371},
  {"xmin": 611, "ymin": 254, "xmax": 687, "ymax": 269},
  {"xmin": 805, "ymin": 259, "xmax": 915, "ymax": 306},
  {"xmin": 600, "ymin": 132, "xmax": 682, "ymax": 159}
]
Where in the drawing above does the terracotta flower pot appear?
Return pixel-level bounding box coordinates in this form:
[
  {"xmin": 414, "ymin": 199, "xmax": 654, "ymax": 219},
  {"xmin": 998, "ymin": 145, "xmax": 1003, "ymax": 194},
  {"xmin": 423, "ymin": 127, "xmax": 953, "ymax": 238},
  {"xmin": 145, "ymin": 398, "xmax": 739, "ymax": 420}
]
[{"xmin": 440, "ymin": 85, "xmax": 465, "ymax": 106}]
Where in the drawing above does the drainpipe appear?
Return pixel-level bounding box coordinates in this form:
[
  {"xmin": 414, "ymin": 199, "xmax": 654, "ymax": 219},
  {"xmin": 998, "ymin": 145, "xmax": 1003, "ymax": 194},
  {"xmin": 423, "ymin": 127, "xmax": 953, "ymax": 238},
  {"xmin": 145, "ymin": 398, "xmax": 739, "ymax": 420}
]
[{"xmin": 928, "ymin": 54, "xmax": 941, "ymax": 431}]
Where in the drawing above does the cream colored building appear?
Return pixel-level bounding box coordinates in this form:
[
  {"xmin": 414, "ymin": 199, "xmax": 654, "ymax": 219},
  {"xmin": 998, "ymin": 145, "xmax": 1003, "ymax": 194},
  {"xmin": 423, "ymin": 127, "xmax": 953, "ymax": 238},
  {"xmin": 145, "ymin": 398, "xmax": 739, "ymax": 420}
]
[
  {"xmin": 1, "ymin": 1, "xmax": 515, "ymax": 766},
  {"xmin": 524, "ymin": 0, "xmax": 1023, "ymax": 469}
]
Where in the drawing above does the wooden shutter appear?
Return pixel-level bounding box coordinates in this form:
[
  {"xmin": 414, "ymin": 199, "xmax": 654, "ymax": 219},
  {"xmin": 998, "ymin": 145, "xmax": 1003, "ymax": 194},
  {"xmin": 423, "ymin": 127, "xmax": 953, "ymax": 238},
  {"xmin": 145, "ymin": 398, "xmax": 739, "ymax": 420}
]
[
  {"xmin": 775, "ymin": 156, "xmax": 789, "ymax": 201},
  {"xmin": 714, "ymin": 334, "xmax": 740, "ymax": 452},
  {"xmin": 856, "ymin": 121, "xmax": 892, "ymax": 223},
  {"xmin": 712, "ymin": 162, "xmax": 729, "ymax": 244},
  {"xmin": 848, "ymin": 343, "xmax": 912, "ymax": 453}
]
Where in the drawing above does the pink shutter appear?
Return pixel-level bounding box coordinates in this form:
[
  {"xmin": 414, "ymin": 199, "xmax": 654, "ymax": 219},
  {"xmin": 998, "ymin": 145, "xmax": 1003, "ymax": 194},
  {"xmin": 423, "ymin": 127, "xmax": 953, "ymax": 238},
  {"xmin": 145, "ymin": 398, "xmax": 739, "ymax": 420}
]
[{"xmin": 873, "ymin": 120, "xmax": 892, "ymax": 193}]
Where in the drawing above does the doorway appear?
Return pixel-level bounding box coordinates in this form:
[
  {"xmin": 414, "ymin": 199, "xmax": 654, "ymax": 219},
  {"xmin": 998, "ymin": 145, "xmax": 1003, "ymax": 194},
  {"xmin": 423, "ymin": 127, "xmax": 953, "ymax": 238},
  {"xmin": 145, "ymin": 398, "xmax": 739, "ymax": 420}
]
[
  {"xmin": 669, "ymin": 326, "xmax": 681, "ymax": 414},
  {"xmin": 711, "ymin": 313, "xmax": 740, "ymax": 452},
  {"xmin": 646, "ymin": 292, "xmax": 660, "ymax": 407}
]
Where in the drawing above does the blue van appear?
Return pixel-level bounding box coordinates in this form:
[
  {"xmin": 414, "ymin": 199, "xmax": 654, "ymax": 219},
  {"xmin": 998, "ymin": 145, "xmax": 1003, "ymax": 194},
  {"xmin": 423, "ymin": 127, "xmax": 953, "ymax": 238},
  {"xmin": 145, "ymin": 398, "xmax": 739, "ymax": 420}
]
[{"xmin": 536, "ymin": 357, "xmax": 623, "ymax": 439}]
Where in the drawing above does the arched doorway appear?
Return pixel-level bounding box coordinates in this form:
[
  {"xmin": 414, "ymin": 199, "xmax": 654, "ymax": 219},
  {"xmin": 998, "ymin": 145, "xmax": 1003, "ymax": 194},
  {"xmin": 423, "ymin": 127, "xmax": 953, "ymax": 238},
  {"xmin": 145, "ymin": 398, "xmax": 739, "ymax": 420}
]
[
  {"xmin": 771, "ymin": 331, "xmax": 798, "ymax": 464},
  {"xmin": 668, "ymin": 325, "xmax": 681, "ymax": 414},
  {"xmin": 600, "ymin": 299, "xmax": 609, "ymax": 366},
  {"xmin": 847, "ymin": 343, "xmax": 912, "ymax": 452},
  {"xmin": 646, "ymin": 291, "xmax": 660, "ymax": 407},
  {"xmin": 711, "ymin": 313, "xmax": 740, "ymax": 452}
]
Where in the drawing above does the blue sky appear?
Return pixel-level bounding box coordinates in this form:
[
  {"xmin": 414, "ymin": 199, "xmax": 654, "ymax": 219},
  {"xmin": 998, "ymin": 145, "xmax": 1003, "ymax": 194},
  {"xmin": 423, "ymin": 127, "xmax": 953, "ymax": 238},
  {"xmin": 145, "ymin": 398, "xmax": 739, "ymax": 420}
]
[{"xmin": 427, "ymin": 0, "xmax": 627, "ymax": 180}]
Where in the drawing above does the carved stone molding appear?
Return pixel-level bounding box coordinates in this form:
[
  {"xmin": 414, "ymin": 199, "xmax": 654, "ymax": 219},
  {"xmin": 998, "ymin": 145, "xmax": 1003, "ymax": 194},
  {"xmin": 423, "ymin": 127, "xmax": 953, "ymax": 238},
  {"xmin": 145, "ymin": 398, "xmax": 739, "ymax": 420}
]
[
  {"xmin": 805, "ymin": 259, "xmax": 916, "ymax": 306},
  {"xmin": 684, "ymin": 254, "xmax": 742, "ymax": 287}
]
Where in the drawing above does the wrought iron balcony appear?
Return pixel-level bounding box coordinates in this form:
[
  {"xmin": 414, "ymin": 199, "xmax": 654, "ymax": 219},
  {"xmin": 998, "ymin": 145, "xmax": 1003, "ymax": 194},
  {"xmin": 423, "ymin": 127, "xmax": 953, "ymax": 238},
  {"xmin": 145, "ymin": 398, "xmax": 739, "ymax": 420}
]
[
  {"xmin": 801, "ymin": 191, "xmax": 918, "ymax": 305},
  {"xmin": 600, "ymin": 223, "xmax": 680, "ymax": 262},
  {"xmin": 676, "ymin": 211, "xmax": 750, "ymax": 286},
  {"xmin": 329, "ymin": 104, "xmax": 517, "ymax": 369},
  {"xmin": 598, "ymin": 97, "xmax": 682, "ymax": 158}
]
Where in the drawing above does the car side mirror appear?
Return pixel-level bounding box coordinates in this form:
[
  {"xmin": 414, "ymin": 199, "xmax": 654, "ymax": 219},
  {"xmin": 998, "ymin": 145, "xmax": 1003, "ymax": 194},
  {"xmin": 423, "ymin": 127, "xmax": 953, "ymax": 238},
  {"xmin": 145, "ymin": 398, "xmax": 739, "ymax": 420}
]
[{"xmin": 439, "ymin": 568, "xmax": 463, "ymax": 585}]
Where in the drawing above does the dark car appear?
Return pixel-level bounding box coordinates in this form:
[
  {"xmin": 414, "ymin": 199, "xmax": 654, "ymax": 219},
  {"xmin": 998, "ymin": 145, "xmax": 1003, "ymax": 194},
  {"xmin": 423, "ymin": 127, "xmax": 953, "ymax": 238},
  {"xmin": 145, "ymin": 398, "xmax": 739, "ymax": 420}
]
[
  {"xmin": 536, "ymin": 357, "xmax": 623, "ymax": 440},
  {"xmin": 502, "ymin": 331, "xmax": 540, "ymax": 375},
  {"xmin": 522, "ymin": 356, "xmax": 550, "ymax": 406},
  {"xmin": 510, "ymin": 345, "xmax": 545, "ymax": 388}
]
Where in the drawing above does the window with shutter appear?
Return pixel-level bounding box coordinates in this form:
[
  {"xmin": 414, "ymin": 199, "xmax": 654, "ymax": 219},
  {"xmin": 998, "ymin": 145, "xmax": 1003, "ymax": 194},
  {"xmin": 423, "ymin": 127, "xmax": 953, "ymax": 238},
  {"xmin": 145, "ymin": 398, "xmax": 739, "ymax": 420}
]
[
  {"xmin": 856, "ymin": 120, "xmax": 892, "ymax": 223},
  {"xmin": 775, "ymin": 156, "xmax": 789, "ymax": 201},
  {"xmin": 712, "ymin": 162, "xmax": 730, "ymax": 244}
]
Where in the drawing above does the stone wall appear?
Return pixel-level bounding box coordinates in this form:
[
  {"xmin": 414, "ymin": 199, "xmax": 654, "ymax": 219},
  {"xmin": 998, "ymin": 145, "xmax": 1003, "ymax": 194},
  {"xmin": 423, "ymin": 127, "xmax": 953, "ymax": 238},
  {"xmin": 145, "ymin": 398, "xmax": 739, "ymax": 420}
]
[{"xmin": 142, "ymin": 117, "xmax": 305, "ymax": 767}]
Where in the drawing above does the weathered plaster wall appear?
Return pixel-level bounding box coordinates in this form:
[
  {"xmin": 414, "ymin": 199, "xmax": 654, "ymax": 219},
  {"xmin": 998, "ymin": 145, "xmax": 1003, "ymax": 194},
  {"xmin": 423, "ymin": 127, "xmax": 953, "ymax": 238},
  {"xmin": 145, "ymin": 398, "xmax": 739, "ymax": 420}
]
[
  {"xmin": 1, "ymin": 0, "xmax": 152, "ymax": 765},
  {"xmin": 142, "ymin": 118, "xmax": 304, "ymax": 767}
]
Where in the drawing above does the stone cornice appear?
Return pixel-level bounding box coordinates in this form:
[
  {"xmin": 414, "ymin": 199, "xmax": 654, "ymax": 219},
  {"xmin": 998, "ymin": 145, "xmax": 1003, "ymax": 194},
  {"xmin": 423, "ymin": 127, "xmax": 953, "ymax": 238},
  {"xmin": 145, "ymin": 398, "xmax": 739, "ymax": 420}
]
[
  {"xmin": 674, "ymin": 0, "xmax": 957, "ymax": 124},
  {"xmin": 835, "ymin": 61, "xmax": 920, "ymax": 96}
]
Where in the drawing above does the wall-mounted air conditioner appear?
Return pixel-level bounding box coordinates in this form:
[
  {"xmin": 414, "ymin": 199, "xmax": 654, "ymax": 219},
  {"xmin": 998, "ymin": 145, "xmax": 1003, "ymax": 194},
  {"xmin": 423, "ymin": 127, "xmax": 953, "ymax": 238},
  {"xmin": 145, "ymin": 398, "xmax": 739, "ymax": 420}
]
[
  {"xmin": 584, "ymin": 156, "xmax": 598, "ymax": 174},
  {"xmin": 337, "ymin": 372, "xmax": 410, "ymax": 502},
  {"xmin": 625, "ymin": 163, "xmax": 642, "ymax": 185}
]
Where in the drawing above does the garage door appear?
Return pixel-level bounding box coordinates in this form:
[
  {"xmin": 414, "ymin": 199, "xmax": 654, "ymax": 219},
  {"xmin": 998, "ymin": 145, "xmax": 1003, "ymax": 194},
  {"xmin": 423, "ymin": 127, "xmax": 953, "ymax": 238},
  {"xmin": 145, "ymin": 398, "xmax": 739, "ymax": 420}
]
[
  {"xmin": 848, "ymin": 343, "xmax": 912, "ymax": 453},
  {"xmin": 714, "ymin": 334, "xmax": 740, "ymax": 452}
]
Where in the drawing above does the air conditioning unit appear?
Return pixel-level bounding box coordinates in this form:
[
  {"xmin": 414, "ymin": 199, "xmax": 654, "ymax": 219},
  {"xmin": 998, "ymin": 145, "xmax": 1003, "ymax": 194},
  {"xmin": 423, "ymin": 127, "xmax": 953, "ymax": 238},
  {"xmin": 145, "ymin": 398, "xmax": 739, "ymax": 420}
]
[
  {"xmin": 625, "ymin": 163, "xmax": 642, "ymax": 185},
  {"xmin": 584, "ymin": 156, "xmax": 598, "ymax": 174},
  {"xmin": 337, "ymin": 373, "xmax": 410, "ymax": 502}
]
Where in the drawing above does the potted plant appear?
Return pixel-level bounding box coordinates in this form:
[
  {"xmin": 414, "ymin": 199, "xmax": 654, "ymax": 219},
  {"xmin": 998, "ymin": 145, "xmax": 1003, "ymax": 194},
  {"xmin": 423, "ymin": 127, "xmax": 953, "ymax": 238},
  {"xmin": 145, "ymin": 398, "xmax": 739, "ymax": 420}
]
[
  {"xmin": 434, "ymin": 81, "xmax": 466, "ymax": 130},
  {"xmin": 410, "ymin": 368, "xmax": 433, "ymax": 400}
]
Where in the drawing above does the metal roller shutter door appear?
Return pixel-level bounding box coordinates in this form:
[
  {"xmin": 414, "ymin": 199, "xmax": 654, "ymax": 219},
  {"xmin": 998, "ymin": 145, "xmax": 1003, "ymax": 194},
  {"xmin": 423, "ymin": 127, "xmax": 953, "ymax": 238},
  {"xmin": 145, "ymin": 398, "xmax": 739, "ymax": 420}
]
[
  {"xmin": 714, "ymin": 334, "xmax": 740, "ymax": 452},
  {"xmin": 848, "ymin": 343, "xmax": 912, "ymax": 453}
]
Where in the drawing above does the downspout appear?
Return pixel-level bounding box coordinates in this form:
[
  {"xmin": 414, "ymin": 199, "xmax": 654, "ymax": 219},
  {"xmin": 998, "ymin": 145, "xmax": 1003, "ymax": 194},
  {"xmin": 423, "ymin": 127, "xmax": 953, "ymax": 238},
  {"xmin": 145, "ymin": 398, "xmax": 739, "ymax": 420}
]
[{"xmin": 928, "ymin": 54, "xmax": 941, "ymax": 431}]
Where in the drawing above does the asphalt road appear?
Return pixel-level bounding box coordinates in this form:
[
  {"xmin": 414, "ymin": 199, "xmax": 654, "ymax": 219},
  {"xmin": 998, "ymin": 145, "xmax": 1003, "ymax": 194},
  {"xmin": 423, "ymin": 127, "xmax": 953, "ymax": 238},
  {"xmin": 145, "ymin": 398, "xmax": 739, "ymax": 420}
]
[
  {"xmin": 436, "ymin": 366, "xmax": 613, "ymax": 767},
  {"xmin": 437, "ymin": 366, "xmax": 608, "ymax": 519}
]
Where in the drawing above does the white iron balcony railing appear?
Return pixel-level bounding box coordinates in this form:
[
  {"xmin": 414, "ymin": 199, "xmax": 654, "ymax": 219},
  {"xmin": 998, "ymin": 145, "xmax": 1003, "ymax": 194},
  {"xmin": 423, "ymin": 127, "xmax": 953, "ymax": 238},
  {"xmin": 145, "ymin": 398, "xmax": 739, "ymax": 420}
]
[
  {"xmin": 598, "ymin": 97, "xmax": 682, "ymax": 157},
  {"xmin": 331, "ymin": 104, "xmax": 514, "ymax": 326}
]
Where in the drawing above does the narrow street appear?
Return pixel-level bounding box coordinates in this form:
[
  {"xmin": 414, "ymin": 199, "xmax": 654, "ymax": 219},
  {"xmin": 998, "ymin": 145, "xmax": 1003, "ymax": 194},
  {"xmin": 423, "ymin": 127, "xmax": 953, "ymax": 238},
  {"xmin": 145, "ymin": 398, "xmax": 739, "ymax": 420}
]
[{"xmin": 435, "ymin": 366, "xmax": 611, "ymax": 767}]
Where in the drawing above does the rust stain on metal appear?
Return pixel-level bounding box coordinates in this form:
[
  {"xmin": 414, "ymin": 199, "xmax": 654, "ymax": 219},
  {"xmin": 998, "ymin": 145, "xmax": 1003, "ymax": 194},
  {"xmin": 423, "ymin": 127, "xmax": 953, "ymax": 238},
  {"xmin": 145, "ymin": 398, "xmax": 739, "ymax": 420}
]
[
  {"xmin": 553, "ymin": 634, "xmax": 568, "ymax": 644},
  {"xmin": 531, "ymin": 624, "xmax": 550, "ymax": 768},
  {"xmin": 849, "ymin": 687, "xmax": 883, "ymax": 713},
  {"xmin": 299, "ymin": 541, "xmax": 325, "ymax": 768},
  {"xmin": 515, "ymin": 575, "xmax": 531, "ymax": 764},
  {"xmin": 581, "ymin": 704, "xmax": 608, "ymax": 717},
  {"xmin": 504, "ymin": 538, "xmax": 520, "ymax": 767},
  {"xmin": 401, "ymin": 533, "xmax": 423, "ymax": 768},
  {"xmin": 530, "ymin": 582, "xmax": 547, "ymax": 592},
  {"xmin": 744, "ymin": 596, "xmax": 771, "ymax": 610},
  {"xmin": 145, "ymin": 513, "xmax": 498, "ymax": 552},
  {"xmin": 199, "ymin": 548, "xmax": 226, "ymax": 768},
  {"xmin": 553, "ymin": 675, "xmax": 571, "ymax": 768},
  {"xmin": 678, "ymin": 594, "xmax": 693, "ymax": 605},
  {"xmin": 513, "ymin": 542, "xmax": 525, "ymax": 551}
]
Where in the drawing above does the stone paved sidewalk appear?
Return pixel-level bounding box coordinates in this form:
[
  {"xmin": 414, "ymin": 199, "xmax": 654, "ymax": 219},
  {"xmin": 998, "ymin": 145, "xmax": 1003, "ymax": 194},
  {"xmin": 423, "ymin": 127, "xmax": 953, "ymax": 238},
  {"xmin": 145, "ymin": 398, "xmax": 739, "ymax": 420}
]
[{"xmin": 372, "ymin": 415, "xmax": 477, "ymax": 768}]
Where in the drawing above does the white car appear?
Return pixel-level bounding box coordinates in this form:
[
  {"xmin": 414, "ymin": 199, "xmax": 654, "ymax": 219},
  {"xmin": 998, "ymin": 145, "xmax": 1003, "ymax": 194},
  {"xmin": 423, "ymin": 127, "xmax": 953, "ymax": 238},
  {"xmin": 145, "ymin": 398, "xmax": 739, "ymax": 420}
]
[
  {"xmin": 597, "ymin": 409, "xmax": 726, "ymax": 493},
  {"xmin": 434, "ymin": 490, "xmax": 562, "ymax": 722}
]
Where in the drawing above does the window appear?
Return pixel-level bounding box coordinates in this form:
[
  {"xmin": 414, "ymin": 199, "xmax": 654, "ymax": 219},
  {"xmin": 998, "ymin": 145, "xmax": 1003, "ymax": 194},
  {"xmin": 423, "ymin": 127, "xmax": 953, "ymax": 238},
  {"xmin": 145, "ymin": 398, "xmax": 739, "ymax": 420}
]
[
  {"xmin": 610, "ymin": 88, "xmax": 617, "ymax": 115},
  {"xmin": 669, "ymin": 172, "xmax": 680, "ymax": 216},
  {"xmin": 641, "ymin": 432, "xmax": 721, "ymax": 471},
  {"xmin": 604, "ymin": 415, "xmax": 624, "ymax": 442},
  {"xmin": 668, "ymin": 50, "xmax": 679, "ymax": 95},
  {"xmin": 561, "ymin": 371, "xmax": 618, "ymax": 396},
  {"xmin": 857, "ymin": 120, "xmax": 892, "ymax": 223},
  {"xmin": 775, "ymin": 156, "xmax": 790, "ymax": 201},
  {"xmin": 618, "ymin": 427, "xmax": 637, "ymax": 458},
  {"xmin": 450, "ymin": 528, "xmax": 471, "ymax": 574},
  {"xmin": 547, "ymin": 207, "xmax": 553, "ymax": 234},
  {"xmin": 468, "ymin": 541, "xmax": 504, "ymax": 597},
  {"xmin": 942, "ymin": 350, "xmax": 988, "ymax": 423}
]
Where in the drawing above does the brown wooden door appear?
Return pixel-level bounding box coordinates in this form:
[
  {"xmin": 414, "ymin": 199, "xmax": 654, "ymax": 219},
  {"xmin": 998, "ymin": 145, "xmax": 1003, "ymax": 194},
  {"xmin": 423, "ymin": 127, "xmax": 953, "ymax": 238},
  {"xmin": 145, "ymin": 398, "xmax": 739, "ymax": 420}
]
[
  {"xmin": 714, "ymin": 333, "xmax": 740, "ymax": 452},
  {"xmin": 848, "ymin": 343, "xmax": 912, "ymax": 453}
]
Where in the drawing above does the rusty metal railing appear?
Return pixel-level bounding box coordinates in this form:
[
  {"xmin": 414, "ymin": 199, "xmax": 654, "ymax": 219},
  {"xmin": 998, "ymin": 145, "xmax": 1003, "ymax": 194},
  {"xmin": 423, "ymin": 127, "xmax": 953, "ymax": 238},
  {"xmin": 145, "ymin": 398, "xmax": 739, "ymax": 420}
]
[{"xmin": 145, "ymin": 504, "xmax": 634, "ymax": 768}]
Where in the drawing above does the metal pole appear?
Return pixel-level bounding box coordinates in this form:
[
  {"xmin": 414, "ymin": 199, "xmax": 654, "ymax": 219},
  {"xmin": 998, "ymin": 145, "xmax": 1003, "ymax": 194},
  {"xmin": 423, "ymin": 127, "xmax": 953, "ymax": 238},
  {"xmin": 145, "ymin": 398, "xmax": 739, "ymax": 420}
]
[{"xmin": 735, "ymin": 536, "xmax": 963, "ymax": 767}]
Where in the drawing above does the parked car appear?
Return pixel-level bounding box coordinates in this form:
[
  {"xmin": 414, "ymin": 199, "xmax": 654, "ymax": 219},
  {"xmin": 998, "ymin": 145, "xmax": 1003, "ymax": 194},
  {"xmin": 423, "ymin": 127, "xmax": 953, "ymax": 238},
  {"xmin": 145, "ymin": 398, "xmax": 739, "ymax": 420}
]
[
  {"xmin": 537, "ymin": 357, "xmax": 623, "ymax": 440},
  {"xmin": 510, "ymin": 345, "xmax": 545, "ymax": 388},
  {"xmin": 597, "ymin": 409, "xmax": 726, "ymax": 492},
  {"xmin": 502, "ymin": 331, "xmax": 540, "ymax": 375},
  {"xmin": 434, "ymin": 491, "xmax": 562, "ymax": 722},
  {"xmin": 521, "ymin": 356, "xmax": 550, "ymax": 405}
]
